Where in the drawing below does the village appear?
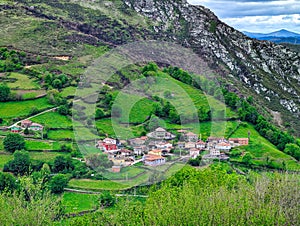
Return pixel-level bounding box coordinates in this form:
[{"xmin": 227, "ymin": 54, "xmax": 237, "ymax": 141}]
[
  {"xmin": 6, "ymin": 119, "xmax": 249, "ymax": 172},
  {"xmin": 96, "ymin": 127, "xmax": 249, "ymax": 172}
]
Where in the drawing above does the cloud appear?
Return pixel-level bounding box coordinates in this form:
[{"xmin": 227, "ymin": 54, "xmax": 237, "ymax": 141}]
[{"xmin": 187, "ymin": 0, "xmax": 300, "ymax": 33}]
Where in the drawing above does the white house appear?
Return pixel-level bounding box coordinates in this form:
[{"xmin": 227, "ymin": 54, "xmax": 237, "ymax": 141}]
[
  {"xmin": 215, "ymin": 142, "xmax": 231, "ymax": 151},
  {"xmin": 210, "ymin": 149, "xmax": 220, "ymax": 157},
  {"xmin": 189, "ymin": 148, "xmax": 200, "ymax": 159},
  {"xmin": 185, "ymin": 132, "xmax": 198, "ymax": 142},
  {"xmin": 196, "ymin": 140, "xmax": 206, "ymax": 149},
  {"xmin": 103, "ymin": 138, "xmax": 117, "ymax": 145}
]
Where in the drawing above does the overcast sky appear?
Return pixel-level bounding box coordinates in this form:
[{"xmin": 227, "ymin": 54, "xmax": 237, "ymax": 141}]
[{"xmin": 187, "ymin": 0, "xmax": 300, "ymax": 33}]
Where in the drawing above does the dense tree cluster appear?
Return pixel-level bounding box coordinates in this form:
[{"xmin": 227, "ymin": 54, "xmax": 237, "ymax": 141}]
[
  {"xmin": 3, "ymin": 133, "xmax": 25, "ymax": 153},
  {"xmin": 0, "ymin": 48, "xmax": 25, "ymax": 72},
  {"xmin": 0, "ymin": 83, "xmax": 11, "ymax": 102},
  {"xmin": 44, "ymin": 72, "xmax": 69, "ymax": 89}
]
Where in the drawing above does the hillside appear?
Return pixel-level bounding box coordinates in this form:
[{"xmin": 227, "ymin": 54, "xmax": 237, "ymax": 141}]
[
  {"xmin": 0, "ymin": 1, "xmax": 300, "ymax": 224},
  {"xmin": 0, "ymin": 0, "xmax": 299, "ymax": 135}
]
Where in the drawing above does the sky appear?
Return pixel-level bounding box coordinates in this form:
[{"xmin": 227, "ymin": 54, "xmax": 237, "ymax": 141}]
[{"xmin": 187, "ymin": 0, "xmax": 300, "ymax": 33}]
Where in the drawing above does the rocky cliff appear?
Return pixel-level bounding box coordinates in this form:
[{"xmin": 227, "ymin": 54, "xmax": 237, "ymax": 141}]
[{"xmin": 124, "ymin": 0, "xmax": 300, "ymax": 132}]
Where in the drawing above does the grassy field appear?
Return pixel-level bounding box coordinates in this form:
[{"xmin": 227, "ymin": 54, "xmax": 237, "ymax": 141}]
[
  {"xmin": 0, "ymin": 97, "xmax": 53, "ymax": 120},
  {"xmin": 48, "ymin": 130, "xmax": 75, "ymax": 140},
  {"xmin": 61, "ymin": 86, "xmax": 77, "ymax": 98},
  {"xmin": 68, "ymin": 179, "xmax": 129, "ymax": 191},
  {"xmin": 24, "ymin": 140, "xmax": 63, "ymax": 151},
  {"xmin": 95, "ymin": 118, "xmax": 145, "ymax": 139},
  {"xmin": 6, "ymin": 72, "xmax": 40, "ymax": 90},
  {"xmin": 62, "ymin": 192, "xmax": 99, "ymax": 213},
  {"xmin": 0, "ymin": 151, "xmax": 68, "ymax": 170},
  {"xmin": 102, "ymin": 166, "xmax": 146, "ymax": 180},
  {"xmin": 113, "ymin": 92, "xmax": 154, "ymax": 124},
  {"xmin": 230, "ymin": 123, "xmax": 300, "ymax": 171},
  {"xmin": 31, "ymin": 112, "xmax": 72, "ymax": 129}
]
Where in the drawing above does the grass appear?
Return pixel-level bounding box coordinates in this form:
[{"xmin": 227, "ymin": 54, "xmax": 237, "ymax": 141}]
[
  {"xmin": 62, "ymin": 192, "xmax": 99, "ymax": 213},
  {"xmin": 102, "ymin": 166, "xmax": 146, "ymax": 180},
  {"xmin": 0, "ymin": 97, "xmax": 53, "ymax": 120},
  {"xmin": 47, "ymin": 130, "xmax": 75, "ymax": 140},
  {"xmin": 25, "ymin": 140, "xmax": 53, "ymax": 151},
  {"xmin": 31, "ymin": 112, "xmax": 73, "ymax": 129},
  {"xmin": 230, "ymin": 123, "xmax": 300, "ymax": 171},
  {"xmin": 113, "ymin": 92, "xmax": 154, "ymax": 124},
  {"xmin": 68, "ymin": 179, "xmax": 129, "ymax": 191},
  {"xmin": 61, "ymin": 86, "xmax": 77, "ymax": 98},
  {"xmin": 0, "ymin": 151, "xmax": 67, "ymax": 169},
  {"xmin": 6, "ymin": 72, "xmax": 40, "ymax": 90}
]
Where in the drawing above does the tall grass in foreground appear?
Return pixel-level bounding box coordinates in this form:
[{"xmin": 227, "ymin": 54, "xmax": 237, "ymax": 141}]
[{"xmin": 68, "ymin": 167, "xmax": 300, "ymax": 226}]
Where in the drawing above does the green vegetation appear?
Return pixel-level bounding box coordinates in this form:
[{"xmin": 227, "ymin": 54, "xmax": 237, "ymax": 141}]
[
  {"xmin": 68, "ymin": 179, "xmax": 128, "ymax": 191},
  {"xmin": 63, "ymin": 192, "xmax": 99, "ymax": 213},
  {"xmin": 3, "ymin": 133, "xmax": 25, "ymax": 153},
  {"xmin": 230, "ymin": 123, "xmax": 300, "ymax": 170},
  {"xmin": 6, "ymin": 72, "xmax": 40, "ymax": 90},
  {"xmin": 48, "ymin": 130, "xmax": 75, "ymax": 141},
  {"xmin": 31, "ymin": 112, "xmax": 72, "ymax": 129},
  {"xmin": 0, "ymin": 97, "xmax": 53, "ymax": 120}
]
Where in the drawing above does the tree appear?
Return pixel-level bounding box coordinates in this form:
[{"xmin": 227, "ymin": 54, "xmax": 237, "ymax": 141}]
[
  {"xmin": 3, "ymin": 151, "xmax": 30, "ymax": 176},
  {"xmin": 49, "ymin": 174, "xmax": 69, "ymax": 194},
  {"xmin": 0, "ymin": 172, "xmax": 18, "ymax": 192},
  {"xmin": 58, "ymin": 104, "xmax": 70, "ymax": 115},
  {"xmin": 99, "ymin": 191, "xmax": 116, "ymax": 208},
  {"xmin": 163, "ymin": 91, "xmax": 172, "ymax": 99},
  {"xmin": 242, "ymin": 152, "xmax": 253, "ymax": 166},
  {"xmin": 95, "ymin": 109, "xmax": 105, "ymax": 119},
  {"xmin": 52, "ymin": 79, "xmax": 62, "ymax": 89},
  {"xmin": 284, "ymin": 143, "xmax": 300, "ymax": 161},
  {"xmin": 3, "ymin": 133, "xmax": 25, "ymax": 153},
  {"xmin": 52, "ymin": 156, "xmax": 74, "ymax": 173},
  {"xmin": 86, "ymin": 153, "xmax": 113, "ymax": 171},
  {"xmin": 188, "ymin": 156, "xmax": 202, "ymax": 166},
  {"xmin": 0, "ymin": 83, "xmax": 10, "ymax": 102}
]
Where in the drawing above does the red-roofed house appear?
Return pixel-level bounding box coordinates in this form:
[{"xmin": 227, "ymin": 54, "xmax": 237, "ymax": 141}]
[
  {"xmin": 143, "ymin": 154, "xmax": 165, "ymax": 166},
  {"xmin": 215, "ymin": 142, "xmax": 231, "ymax": 151}
]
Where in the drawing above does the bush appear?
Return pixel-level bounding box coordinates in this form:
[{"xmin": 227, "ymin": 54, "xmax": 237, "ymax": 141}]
[
  {"xmin": 99, "ymin": 191, "xmax": 116, "ymax": 208},
  {"xmin": 49, "ymin": 174, "xmax": 69, "ymax": 194},
  {"xmin": 3, "ymin": 133, "xmax": 25, "ymax": 153}
]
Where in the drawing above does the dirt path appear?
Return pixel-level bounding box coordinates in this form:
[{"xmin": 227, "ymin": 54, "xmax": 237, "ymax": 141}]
[{"xmin": 7, "ymin": 106, "xmax": 59, "ymax": 129}]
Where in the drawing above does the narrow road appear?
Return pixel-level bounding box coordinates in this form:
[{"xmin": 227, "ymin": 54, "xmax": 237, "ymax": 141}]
[
  {"xmin": 7, "ymin": 106, "xmax": 59, "ymax": 128},
  {"xmin": 64, "ymin": 188, "xmax": 149, "ymax": 197}
]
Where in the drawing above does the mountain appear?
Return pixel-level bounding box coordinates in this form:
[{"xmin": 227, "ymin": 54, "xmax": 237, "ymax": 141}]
[
  {"xmin": 0, "ymin": 0, "xmax": 300, "ymax": 134},
  {"xmin": 243, "ymin": 29, "xmax": 300, "ymax": 44}
]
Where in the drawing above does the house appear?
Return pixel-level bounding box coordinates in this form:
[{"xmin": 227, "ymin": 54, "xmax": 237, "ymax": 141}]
[
  {"xmin": 219, "ymin": 153, "xmax": 230, "ymax": 161},
  {"xmin": 229, "ymin": 138, "xmax": 249, "ymax": 146},
  {"xmin": 155, "ymin": 142, "xmax": 173, "ymax": 150},
  {"xmin": 185, "ymin": 132, "xmax": 198, "ymax": 142},
  {"xmin": 189, "ymin": 148, "xmax": 200, "ymax": 159},
  {"xmin": 21, "ymin": 120, "xmax": 32, "ymax": 128},
  {"xmin": 118, "ymin": 149, "xmax": 133, "ymax": 157},
  {"xmin": 177, "ymin": 142, "xmax": 185, "ymax": 149},
  {"xmin": 144, "ymin": 154, "xmax": 166, "ymax": 166},
  {"xmin": 129, "ymin": 138, "xmax": 146, "ymax": 146},
  {"xmin": 133, "ymin": 145, "xmax": 148, "ymax": 155},
  {"xmin": 215, "ymin": 142, "xmax": 231, "ymax": 151},
  {"xmin": 29, "ymin": 123, "xmax": 43, "ymax": 131},
  {"xmin": 148, "ymin": 149, "xmax": 162, "ymax": 156},
  {"xmin": 207, "ymin": 137, "xmax": 226, "ymax": 143},
  {"xmin": 185, "ymin": 142, "xmax": 196, "ymax": 149},
  {"xmin": 196, "ymin": 140, "xmax": 206, "ymax": 149},
  {"xmin": 103, "ymin": 138, "xmax": 117, "ymax": 145},
  {"xmin": 10, "ymin": 126, "xmax": 22, "ymax": 133},
  {"xmin": 210, "ymin": 149, "xmax": 220, "ymax": 157},
  {"xmin": 147, "ymin": 127, "xmax": 176, "ymax": 140},
  {"xmin": 103, "ymin": 143, "xmax": 118, "ymax": 152},
  {"xmin": 112, "ymin": 165, "xmax": 121, "ymax": 173}
]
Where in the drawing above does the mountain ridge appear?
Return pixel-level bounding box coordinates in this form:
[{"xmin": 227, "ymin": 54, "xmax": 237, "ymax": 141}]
[{"xmin": 1, "ymin": 0, "xmax": 300, "ymax": 134}]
